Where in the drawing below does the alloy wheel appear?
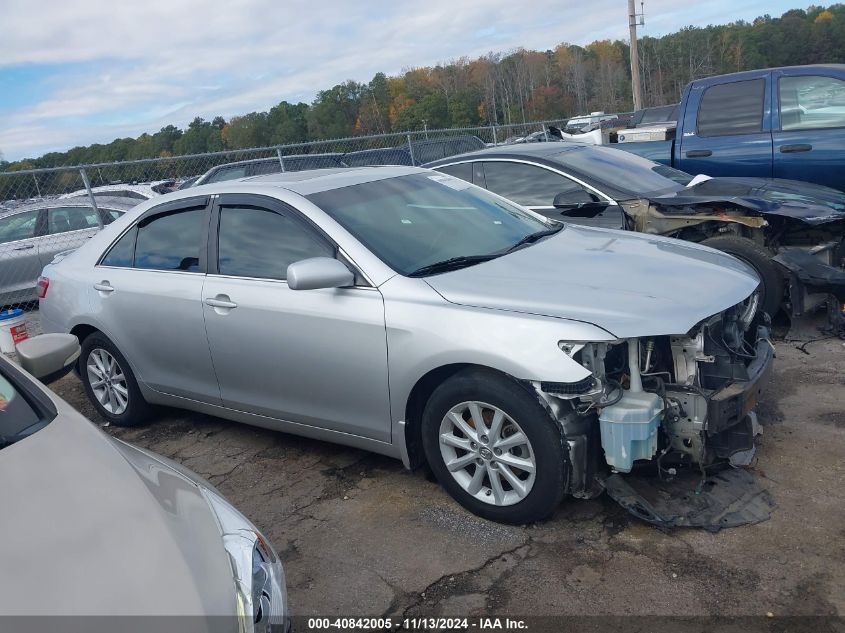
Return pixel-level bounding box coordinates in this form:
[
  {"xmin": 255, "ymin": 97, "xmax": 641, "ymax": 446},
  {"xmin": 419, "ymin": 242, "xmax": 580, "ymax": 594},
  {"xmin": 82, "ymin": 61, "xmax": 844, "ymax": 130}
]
[
  {"xmin": 86, "ymin": 348, "xmax": 129, "ymax": 415},
  {"xmin": 439, "ymin": 401, "xmax": 536, "ymax": 506}
]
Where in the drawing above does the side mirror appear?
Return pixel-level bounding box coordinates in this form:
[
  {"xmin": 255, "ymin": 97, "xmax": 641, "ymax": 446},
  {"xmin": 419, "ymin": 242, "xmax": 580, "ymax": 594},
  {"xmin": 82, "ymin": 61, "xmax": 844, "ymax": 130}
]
[
  {"xmin": 552, "ymin": 190, "xmax": 609, "ymax": 218},
  {"xmin": 554, "ymin": 202, "xmax": 610, "ymax": 218},
  {"xmin": 15, "ymin": 334, "xmax": 80, "ymax": 384},
  {"xmin": 287, "ymin": 257, "xmax": 354, "ymax": 291},
  {"xmin": 553, "ymin": 190, "xmax": 599, "ymax": 208}
]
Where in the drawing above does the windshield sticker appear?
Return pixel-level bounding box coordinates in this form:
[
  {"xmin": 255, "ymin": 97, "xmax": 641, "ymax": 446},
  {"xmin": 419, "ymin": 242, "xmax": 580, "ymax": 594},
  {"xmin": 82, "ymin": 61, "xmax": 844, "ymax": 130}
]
[{"xmin": 427, "ymin": 173, "xmax": 471, "ymax": 190}]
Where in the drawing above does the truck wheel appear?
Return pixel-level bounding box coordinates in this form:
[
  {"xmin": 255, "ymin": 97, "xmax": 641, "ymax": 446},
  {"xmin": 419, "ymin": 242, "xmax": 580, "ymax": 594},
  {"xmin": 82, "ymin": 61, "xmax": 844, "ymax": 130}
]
[
  {"xmin": 421, "ymin": 368, "xmax": 568, "ymax": 524},
  {"xmin": 79, "ymin": 332, "xmax": 151, "ymax": 427},
  {"xmin": 701, "ymin": 235, "xmax": 784, "ymax": 317}
]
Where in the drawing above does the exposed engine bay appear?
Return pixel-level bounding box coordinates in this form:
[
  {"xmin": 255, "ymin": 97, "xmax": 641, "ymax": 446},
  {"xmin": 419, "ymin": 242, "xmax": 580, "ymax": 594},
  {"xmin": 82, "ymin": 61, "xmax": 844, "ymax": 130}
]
[{"xmin": 534, "ymin": 299, "xmax": 775, "ymax": 529}]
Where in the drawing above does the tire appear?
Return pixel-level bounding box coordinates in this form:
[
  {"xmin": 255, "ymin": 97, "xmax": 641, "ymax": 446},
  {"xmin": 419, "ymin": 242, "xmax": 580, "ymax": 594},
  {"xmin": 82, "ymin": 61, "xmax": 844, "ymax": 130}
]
[
  {"xmin": 701, "ymin": 235, "xmax": 784, "ymax": 317},
  {"xmin": 421, "ymin": 368, "xmax": 568, "ymax": 524},
  {"xmin": 79, "ymin": 332, "xmax": 151, "ymax": 427}
]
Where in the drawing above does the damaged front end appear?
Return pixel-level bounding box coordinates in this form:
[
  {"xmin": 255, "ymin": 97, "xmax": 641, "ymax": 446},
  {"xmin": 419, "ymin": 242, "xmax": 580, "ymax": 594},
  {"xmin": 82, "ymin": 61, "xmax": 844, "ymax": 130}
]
[
  {"xmin": 621, "ymin": 184, "xmax": 845, "ymax": 338},
  {"xmin": 534, "ymin": 300, "xmax": 776, "ymax": 529}
]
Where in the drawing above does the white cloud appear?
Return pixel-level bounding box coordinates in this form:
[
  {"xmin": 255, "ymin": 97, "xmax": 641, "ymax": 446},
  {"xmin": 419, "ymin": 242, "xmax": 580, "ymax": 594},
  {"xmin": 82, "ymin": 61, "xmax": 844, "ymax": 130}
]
[{"xmin": 0, "ymin": 0, "xmax": 792, "ymax": 160}]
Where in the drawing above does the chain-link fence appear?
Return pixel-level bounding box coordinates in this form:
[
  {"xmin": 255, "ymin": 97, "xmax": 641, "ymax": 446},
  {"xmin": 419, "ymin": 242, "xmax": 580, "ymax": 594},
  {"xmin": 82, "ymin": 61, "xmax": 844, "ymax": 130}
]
[{"xmin": 0, "ymin": 116, "xmax": 611, "ymax": 310}]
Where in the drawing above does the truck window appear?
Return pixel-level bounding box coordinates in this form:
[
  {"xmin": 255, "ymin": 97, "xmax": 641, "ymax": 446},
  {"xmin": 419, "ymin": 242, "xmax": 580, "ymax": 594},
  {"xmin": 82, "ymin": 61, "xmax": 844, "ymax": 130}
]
[
  {"xmin": 697, "ymin": 79, "xmax": 765, "ymax": 137},
  {"xmin": 779, "ymin": 75, "xmax": 845, "ymax": 131}
]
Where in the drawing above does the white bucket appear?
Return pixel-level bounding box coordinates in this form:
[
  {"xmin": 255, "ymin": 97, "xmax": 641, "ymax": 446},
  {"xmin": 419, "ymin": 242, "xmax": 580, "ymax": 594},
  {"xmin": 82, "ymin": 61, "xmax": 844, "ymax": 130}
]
[{"xmin": 0, "ymin": 309, "xmax": 28, "ymax": 354}]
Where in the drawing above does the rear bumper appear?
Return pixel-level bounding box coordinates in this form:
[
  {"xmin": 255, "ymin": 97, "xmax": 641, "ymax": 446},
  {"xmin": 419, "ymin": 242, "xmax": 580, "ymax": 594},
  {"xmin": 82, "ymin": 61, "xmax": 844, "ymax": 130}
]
[{"xmin": 706, "ymin": 326, "xmax": 774, "ymax": 436}]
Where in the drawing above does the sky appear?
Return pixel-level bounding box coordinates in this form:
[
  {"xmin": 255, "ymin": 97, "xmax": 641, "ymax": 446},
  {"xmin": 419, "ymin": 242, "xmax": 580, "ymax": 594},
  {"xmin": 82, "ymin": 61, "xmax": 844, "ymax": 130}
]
[{"xmin": 0, "ymin": 0, "xmax": 802, "ymax": 161}]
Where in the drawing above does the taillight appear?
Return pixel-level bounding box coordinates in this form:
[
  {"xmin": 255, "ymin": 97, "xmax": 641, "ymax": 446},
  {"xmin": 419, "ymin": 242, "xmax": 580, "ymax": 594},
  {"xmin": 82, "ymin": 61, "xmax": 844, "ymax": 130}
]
[{"xmin": 37, "ymin": 277, "xmax": 49, "ymax": 299}]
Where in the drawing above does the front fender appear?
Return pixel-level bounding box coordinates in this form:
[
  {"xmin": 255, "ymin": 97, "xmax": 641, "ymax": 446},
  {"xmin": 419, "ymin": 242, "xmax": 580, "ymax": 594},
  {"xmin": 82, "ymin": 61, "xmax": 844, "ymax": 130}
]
[{"xmin": 381, "ymin": 276, "xmax": 615, "ymax": 430}]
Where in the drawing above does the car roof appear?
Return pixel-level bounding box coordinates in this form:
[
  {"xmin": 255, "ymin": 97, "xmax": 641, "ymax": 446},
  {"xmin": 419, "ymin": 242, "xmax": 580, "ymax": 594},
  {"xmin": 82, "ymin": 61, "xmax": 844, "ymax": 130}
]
[
  {"xmin": 203, "ymin": 153, "xmax": 345, "ymax": 170},
  {"xmin": 59, "ymin": 183, "xmax": 157, "ymax": 198},
  {"xmin": 216, "ymin": 165, "xmax": 423, "ymax": 196},
  {"xmin": 0, "ymin": 196, "xmax": 139, "ymax": 217},
  {"xmin": 423, "ymin": 141, "xmax": 583, "ymax": 167}
]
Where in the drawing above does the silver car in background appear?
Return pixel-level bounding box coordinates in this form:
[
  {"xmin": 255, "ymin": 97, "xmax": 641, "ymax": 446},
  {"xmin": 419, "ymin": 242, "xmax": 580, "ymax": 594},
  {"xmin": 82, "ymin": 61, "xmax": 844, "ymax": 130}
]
[
  {"xmin": 40, "ymin": 166, "xmax": 772, "ymax": 524},
  {"xmin": 0, "ymin": 196, "xmax": 135, "ymax": 306},
  {"xmin": 0, "ymin": 334, "xmax": 287, "ymax": 627}
]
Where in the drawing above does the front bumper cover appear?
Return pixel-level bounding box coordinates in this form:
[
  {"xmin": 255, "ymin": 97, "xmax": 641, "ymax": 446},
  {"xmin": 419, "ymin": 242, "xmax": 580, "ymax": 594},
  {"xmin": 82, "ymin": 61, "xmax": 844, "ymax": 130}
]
[{"xmin": 706, "ymin": 326, "xmax": 774, "ymax": 437}]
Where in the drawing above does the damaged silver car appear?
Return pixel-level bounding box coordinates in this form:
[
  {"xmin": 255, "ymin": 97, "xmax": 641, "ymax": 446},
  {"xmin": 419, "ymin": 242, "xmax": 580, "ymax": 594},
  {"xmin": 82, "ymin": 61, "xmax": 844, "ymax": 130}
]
[{"xmin": 39, "ymin": 166, "xmax": 774, "ymax": 525}]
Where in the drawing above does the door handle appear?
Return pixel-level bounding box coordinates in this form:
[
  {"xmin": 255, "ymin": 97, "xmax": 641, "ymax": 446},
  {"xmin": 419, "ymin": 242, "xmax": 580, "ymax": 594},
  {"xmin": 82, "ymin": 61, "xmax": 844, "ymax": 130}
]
[
  {"xmin": 204, "ymin": 296, "xmax": 238, "ymax": 309},
  {"xmin": 13, "ymin": 244, "xmax": 34, "ymax": 251},
  {"xmin": 685, "ymin": 149, "xmax": 713, "ymax": 158},
  {"xmin": 780, "ymin": 144, "xmax": 812, "ymax": 153},
  {"xmin": 93, "ymin": 282, "xmax": 114, "ymax": 293}
]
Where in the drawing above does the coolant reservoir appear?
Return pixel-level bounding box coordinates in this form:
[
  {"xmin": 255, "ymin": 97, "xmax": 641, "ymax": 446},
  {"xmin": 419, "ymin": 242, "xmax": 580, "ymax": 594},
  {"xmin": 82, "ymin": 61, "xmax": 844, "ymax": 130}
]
[{"xmin": 598, "ymin": 390, "xmax": 662, "ymax": 473}]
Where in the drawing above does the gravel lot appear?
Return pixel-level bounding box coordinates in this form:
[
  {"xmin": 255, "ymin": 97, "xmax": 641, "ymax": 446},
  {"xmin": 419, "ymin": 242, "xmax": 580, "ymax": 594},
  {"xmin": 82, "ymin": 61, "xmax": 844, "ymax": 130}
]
[{"xmin": 30, "ymin": 320, "xmax": 845, "ymax": 620}]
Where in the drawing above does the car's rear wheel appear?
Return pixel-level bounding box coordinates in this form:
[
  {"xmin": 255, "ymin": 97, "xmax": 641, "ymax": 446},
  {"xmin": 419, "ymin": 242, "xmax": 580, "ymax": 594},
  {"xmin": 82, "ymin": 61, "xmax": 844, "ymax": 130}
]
[
  {"xmin": 421, "ymin": 369, "xmax": 568, "ymax": 524},
  {"xmin": 701, "ymin": 235, "xmax": 784, "ymax": 317},
  {"xmin": 79, "ymin": 332, "xmax": 150, "ymax": 426}
]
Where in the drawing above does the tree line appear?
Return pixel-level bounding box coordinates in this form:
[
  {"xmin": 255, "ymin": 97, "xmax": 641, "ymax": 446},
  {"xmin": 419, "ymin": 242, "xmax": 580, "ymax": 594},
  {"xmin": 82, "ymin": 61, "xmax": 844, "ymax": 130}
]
[{"xmin": 4, "ymin": 5, "xmax": 845, "ymax": 172}]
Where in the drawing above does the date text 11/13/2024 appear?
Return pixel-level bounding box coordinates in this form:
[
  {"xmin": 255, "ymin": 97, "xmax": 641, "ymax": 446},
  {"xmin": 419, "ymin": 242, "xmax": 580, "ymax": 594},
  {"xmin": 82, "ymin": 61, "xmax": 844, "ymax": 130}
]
[{"xmin": 305, "ymin": 617, "xmax": 528, "ymax": 630}]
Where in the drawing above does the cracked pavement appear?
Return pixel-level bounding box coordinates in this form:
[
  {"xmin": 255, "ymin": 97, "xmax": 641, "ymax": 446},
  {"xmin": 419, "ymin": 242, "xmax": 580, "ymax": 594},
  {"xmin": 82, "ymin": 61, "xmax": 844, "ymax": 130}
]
[{"xmin": 44, "ymin": 337, "xmax": 845, "ymax": 618}]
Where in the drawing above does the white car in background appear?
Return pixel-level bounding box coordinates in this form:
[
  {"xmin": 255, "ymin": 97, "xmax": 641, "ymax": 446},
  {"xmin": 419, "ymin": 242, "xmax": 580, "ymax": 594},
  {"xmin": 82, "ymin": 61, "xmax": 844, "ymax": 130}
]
[{"xmin": 59, "ymin": 181, "xmax": 173, "ymax": 201}]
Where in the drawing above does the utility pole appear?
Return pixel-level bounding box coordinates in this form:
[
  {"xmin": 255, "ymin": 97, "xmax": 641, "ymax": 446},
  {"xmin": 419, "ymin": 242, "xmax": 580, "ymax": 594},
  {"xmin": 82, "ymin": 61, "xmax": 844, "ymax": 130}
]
[{"xmin": 628, "ymin": 0, "xmax": 644, "ymax": 111}]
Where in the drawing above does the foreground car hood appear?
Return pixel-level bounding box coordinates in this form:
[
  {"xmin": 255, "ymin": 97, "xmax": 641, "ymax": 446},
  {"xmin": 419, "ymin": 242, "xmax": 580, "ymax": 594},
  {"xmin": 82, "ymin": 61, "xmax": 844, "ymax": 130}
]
[
  {"xmin": 424, "ymin": 225, "xmax": 759, "ymax": 338},
  {"xmin": 650, "ymin": 177, "xmax": 845, "ymax": 225},
  {"xmin": 0, "ymin": 409, "xmax": 236, "ymax": 616}
]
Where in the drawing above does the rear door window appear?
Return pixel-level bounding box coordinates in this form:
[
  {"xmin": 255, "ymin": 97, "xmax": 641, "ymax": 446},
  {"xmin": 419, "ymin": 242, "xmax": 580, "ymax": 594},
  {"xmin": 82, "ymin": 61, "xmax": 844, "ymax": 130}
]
[
  {"xmin": 47, "ymin": 206, "xmax": 100, "ymax": 234},
  {"xmin": 100, "ymin": 227, "xmax": 137, "ymax": 267},
  {"xmin": 134, "ymin": 208, "xmax": 204, "ymax": 271},
  {"xmin": 0, "ymin": 210, "xmax": 40, "ymax": 244},
  {"xmin": 481, "ymin": 161, "xmax": 588, "ymax": 207},
  {"xmin": 435, "ymin": 163, "xmax": 473, "ymax": 183},
  {"xmin": 697, "ymin": 79, "xmax": 765, "ymax": 137}
]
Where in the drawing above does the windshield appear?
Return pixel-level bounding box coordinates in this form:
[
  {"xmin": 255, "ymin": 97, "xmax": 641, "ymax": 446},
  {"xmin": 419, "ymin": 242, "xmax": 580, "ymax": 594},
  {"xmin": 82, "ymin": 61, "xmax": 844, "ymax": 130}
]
[
  {"xmin": 308, "ymin": 173, "xmax": 550, "ymax": 276},
  {"xmin": 553, "ymin": 146, "xmax": 688, "ymax": 196},
  {"xmin": 0, "ymin": 370, "xmax": 42, "ymax": 450}
]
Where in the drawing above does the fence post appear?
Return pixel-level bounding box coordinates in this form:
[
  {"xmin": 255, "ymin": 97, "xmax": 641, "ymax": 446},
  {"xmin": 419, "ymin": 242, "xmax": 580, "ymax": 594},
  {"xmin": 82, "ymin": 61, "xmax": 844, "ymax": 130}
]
[
  {"xmin": 276, "ymin": 148, "xmax": 286, "ymax": 173},
  {"xmin": 31, "ymin": 174, "xmax": 42, "ymax": 198},
  {"xmin": 542, "ymin": 123, "xmax": 548, "ymax": 141},
  {"xmin": 79, "ymin": 168, "xmax": 103, "ymax": 228},
  {"xmin": 491, "ymin": 125, "xmax": 497, "ymax": 145},
  {"xmin": 406, "ymin": 134, "xmax": 416, "ymax": 166}
]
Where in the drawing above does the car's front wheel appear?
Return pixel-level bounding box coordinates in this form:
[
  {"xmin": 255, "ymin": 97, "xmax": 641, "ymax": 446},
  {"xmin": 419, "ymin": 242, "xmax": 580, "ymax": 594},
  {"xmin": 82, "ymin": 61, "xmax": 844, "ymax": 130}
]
[
  {"xmin": 421, "ymin": 369, "xmax": 568, "ymax": 524},
  {"xmin": 79, "ymin": 332, "xmax": 151, "ymax": 426}
]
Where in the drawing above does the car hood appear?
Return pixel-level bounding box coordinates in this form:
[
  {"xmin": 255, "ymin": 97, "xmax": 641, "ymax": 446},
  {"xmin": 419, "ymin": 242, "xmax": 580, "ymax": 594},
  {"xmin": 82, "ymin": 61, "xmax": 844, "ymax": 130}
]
[
  {"xmin": 423, "ymin": 224, "xmax": 759, "ymax": 339},
  {"xmin": 649, "ymin": 177, "xmax": 845, "ymax": 225},
  {"xmin": 0, "ymin": 407, "xmax": 236, "ymax": 617}
]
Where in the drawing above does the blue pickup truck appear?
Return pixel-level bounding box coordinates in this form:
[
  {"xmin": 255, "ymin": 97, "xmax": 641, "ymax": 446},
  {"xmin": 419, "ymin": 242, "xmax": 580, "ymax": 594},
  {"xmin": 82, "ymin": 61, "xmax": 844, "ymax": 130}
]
[{"xmin": 617, "ymin": 65, "xmax": 845, "ymax": 191}]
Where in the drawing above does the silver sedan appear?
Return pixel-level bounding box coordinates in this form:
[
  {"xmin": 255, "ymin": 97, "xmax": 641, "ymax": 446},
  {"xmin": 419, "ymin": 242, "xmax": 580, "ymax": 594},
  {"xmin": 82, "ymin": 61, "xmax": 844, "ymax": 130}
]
[
  {"xmin": 40, "ymin": 166, "xmax": 771, "ymax": 523},
  {"xmin": 0, "ymin": 196, "xmax": 135, "ymax": 306}
]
